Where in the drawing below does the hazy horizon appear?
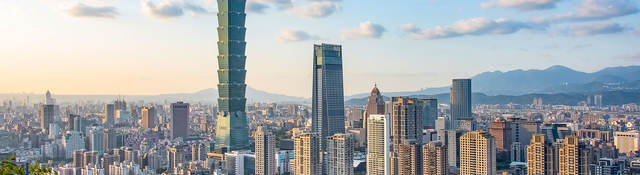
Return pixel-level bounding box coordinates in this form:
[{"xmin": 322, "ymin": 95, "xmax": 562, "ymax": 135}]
[{"xmin": 2, "ymin": 0, "xmax": 639, "ymax": 97}]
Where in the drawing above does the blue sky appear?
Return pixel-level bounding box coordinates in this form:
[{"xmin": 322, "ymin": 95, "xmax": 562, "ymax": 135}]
[{"xmin": 0, "ymin": 0, "xmax": 639, "ymax": 97}]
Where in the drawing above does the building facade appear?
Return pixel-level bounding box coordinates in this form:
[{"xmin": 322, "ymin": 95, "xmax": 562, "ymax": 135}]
[
  {"xmin": 170, "ymin": 101, "xmax": 189, "ymax": 139},
  {"xmin": 327, "ymin": 133, "xmax": 354, "ymax": 175},
  {"xmin": 459, "ymin": 131, "xmax": 496, "ymax": 175},
  {"xmin": 294, "ymin": 132, "xmax": 322, "ymax": 175},
  {"xmin": 255, "ymin": 126, "xmax": 276, "ymax": 175},
  {"xmin": 423, "ymin": 141, "xmax": 447, "ymax": 175},
  {"xmin": 214, "ymin": 0, "xmax": 250, "ymax": 151},
  {"xmin": 450, "ymin": 79, "xmax": 472, "ymax": 129},
  {"xmin": 366, "ymin": 114, "xmax": 390, "ymax": 175},
  {"xmin": 526, "ymin": 134, "xmax": 554, "ymax": 175},
  {"xmin": 141, "ymin": 106, "xmax": 155, "ymax": 129},
  {"xmin": 312, "ymin": 43, "xmax": 346, "ymax": 152}
]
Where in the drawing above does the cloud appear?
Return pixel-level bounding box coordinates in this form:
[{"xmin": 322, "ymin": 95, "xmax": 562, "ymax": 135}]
[
  {"xmin": 481, "ymin": 0, "xmax": 562, "ymax": 11},
  {"xmin": 341, "ymin": 21, "xmax": 386, "ymax": 40},
  {"xmin": 141, "ymin": 0, "xmax": 210, "ymax": 19},
  {"xmin": 572, "ymin": 22, "xmax": 626, "ymax": 36},
  {"xmin": 403, "ymin": 18, "xmax": 532, "ymax": 40},
  {"xmin": 534, "ymin": 0, "xmax": 638, "ymax": 23},
  {"xmin": 63, "ymin": 3, "xmax": 119, "ymax": 18},
  {"xmin": 247, "ymin": 1, "xmax": 270, "ymax": 14},
  {"xmin": 277, "ymin": 29, "xmax": 314, "ymax": 42},
  {"xmin": 290, "ymin": 1, "xmax": 340, "ymax": 18}
]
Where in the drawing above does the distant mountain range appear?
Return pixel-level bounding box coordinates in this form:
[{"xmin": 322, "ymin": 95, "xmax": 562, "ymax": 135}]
[
  {"xmin": 345, "ymin": 90, "xmax": 640, "ymax": 106},
  {"xmin": 0, "ymin": 86, "xmax": 307, "ymax": 104},
  {"xmin": 346, "ymin": 65, "xmax": 640, "ymax": 99}
]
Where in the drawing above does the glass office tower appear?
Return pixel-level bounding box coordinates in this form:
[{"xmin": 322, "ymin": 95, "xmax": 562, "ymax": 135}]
[
  {"xmin": 215, "ymin": 0, "xmax": 249, "ymax": 151},
  {"xmin": 312, "ymin": 43, "xmax": 345, "ymax": 152}
]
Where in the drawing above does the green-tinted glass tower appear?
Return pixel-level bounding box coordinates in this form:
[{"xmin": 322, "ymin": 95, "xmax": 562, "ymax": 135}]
[{"xmin": 214, "ymin": 0, "xmax": 249, "ymax": 151}]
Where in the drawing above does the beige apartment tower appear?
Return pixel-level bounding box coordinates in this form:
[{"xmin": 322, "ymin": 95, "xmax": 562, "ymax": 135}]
[
  {"xmin": 527, "ymin": 134, "xmax": 554, "ymax": 175},
  {"xmin": 255, "ymin": 126, "xmax": 276, "ymax": 175},
  {"xmin": 327, "ymin": 133, "xmax": 354, "ymax": 175},
  {"xmin": 294, "ymin": 132, "xmax": 321, "ymax": 175},
  {"xmin": 459, "ymin": 130, "xmax": 496, "ymax": 175},
  {"xmin": 366, "ymin": 114, "xmax": 390, "ymax": 175},
  {"xmin": 423, "ymin": 141, "xmax": 447, "ymax": 175},
  {"xmin": 558, "ymin": 136, "xmax": 590, "ymax": 175}
]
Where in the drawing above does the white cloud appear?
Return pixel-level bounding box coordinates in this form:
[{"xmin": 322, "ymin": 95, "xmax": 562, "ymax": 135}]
[
  {"xmin": 63, "ymin": 3, "xmax": 119, "ymax": 18},
  {"xmin": 277, "ymin": 29, "xmax": 314, "ymax": 42},
  {"xmin": 404, "ymin": 18, "xmax": 532, "ymax": 40},
  {"xmin": 252, "ymin": 0, "xmax": 293, "ymax": 10},
  {"xmin": 247, "ymin": 1, "xmax": 269, "ymax": 14},
  {"xmin": 482, "ymin": 0, "xmax": 562, "ymax": 11},
  {"xmin": 141, "ymin": 0, "xmax": 210, "ymax": 19},
  {"xmin": 572, "ymin": 22, "xmax": 626, "ymax": 36},
  {"xmin": 290, "ymin": 1, "xmax": 340, "ymax": 18},
  {"xmin": 341, "ymin": 21, "xmax": 386, "ymax": 40},
  {"xmin": 534, "ymin": 0, "xmax": 638, "ymax": 23}
]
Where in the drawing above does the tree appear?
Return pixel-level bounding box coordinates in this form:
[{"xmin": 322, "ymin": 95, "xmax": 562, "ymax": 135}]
[{"xmin": 0, "ymin": 155, "xmax": 55, "ymax": 175}]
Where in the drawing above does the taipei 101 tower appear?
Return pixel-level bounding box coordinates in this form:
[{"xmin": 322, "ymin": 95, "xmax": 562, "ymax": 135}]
[{"xmin": 214, "ymin": 0, "xmax": 249, "ymax": 151}]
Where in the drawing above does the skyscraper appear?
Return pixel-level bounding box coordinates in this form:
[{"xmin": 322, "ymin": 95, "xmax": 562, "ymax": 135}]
[
  {"xmin": 423, "ymin": 141, "xmax": 447, "ymax": 175},
  {"xmin": 558, "ymin": 136, "xmax": 591, "ymax": 175},
  {"xmin": 327, "ymin": 133, "xmax": 354, "ymax": 175},
  {"xmin": 421, "ymin": 98, "xmax": 437, "ymax": 129},
  {"xmin": 389, "ymin": 97, "xmax": 423, "ymax": 175},
  {"xmin": 527, "ymin": 134, "xmax": 554, "ymax": 175},
  {"xmin": 214, "ymin": 0, "xmax": 249, "ymax": 151},
  {"xmin": 64, "ymin": 131, "xmax": 85, "ymax": 159},
  {"xmin": 365, "ymin": 85, "xmax": 385, "ymax": 130},
  {"xmin": 141, "ymin": 106, "xmax": 156, "ymax": 129},
  {"xmin": 104, "ymin": 104, "xmax": 115, "ymax": 126},
  {"xmin": 255, "ymin": 126, "xmax": 276, "ymax": 175},
  {"xmin": 366, "ymin": 114, "xmax": 390, "ymax": 175},
  {"xmin": 489, "ymin": 118, "xmax": 512, "ymax": 154},
  {"xmin": 40, "ymin": 104, "xmax": 54, "ymax": 133},
  {"xmin": 312, "ymin": 43, "xmax": 345, "ymax": 152},
  {"xmin": 459, "ymin": 130, "xmax": 496, "ymax": 175},
  {"xmin": 294, "ymin": 132, "xmax": 322, "ymax": 175},
  {"xmin": 171, "ymin": 101, "xmax": 189, "ymax": 139},
  {"xmin": 88, "ymin": 126, "xmax": 104, "ymax": 155},
  {"xmin": 450, "ymin": 79, "xmax": 471, "ymax": 129}
]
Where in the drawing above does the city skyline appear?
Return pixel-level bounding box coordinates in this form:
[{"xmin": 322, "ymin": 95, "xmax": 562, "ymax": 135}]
[{"xmin": 2, "ymin": 0, "xmax": 639, "ymax": 97}]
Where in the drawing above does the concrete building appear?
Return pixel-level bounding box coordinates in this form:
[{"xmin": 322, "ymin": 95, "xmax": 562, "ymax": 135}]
[
  {"xmin": 366, "ymin": 114, "xmax": 390, "ymax": 175},
  {"xmin": 255, "ymin": 126, "xmax": 276, "ymax": 175},
  {"xmin": 171, "ymin": 101, "xmax": 189, "ymax": 139},
  {"xmin": 389, "ymin": 97, "xmax": 423, "ymax": 175},
  {"xmin": 558, "ymin": 136, "xmax": 591, "ymax": 175},
  {"xmin": 423, "ymin": 141, "xmax": 447, "ymax": 175},
  {"xmin": 459, "ymin": 130, "xmax": 496, "ymax": 175},
  {"xmin": 489, "ymin": 118, "xmax": 512, "ymax": 153},
  {"xmin": 613, "ymin": 131, "xmax": 640, "ymax": 154},
  {"xmin": 526, "ymin": 134, "xmax": 554, "ymax": 175},
  {"xmin": 294, "ymin": 132, "xmax": 322, "ymax": 175},
  {"xmin": 141, "ymin": 106, "xmax": 155, "ymax": 129},
  {"xmin": 88, "ymin": 126, "xmax": 104, "ymax": 155},
  {"xmin": 64, "ymin": 131, "xmax": 85, "ymax": 159},
  {"xmin": 104, "ymin": 104, "xmax": 115, "ymax": 126},
  {"xmin": 40, "ymin": 104, "xmax": 54, "ymax": 133},
  {"xmin": 422, "ymin": 98, "xmax": 438, "ymax": 129},
  {"xmin": 327, "ymin": 133, "xmax": 354, "ymax": 175}
]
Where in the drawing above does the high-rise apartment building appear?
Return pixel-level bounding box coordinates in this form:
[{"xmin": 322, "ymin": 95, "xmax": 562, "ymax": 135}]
[
  {"xmin": 255, "ymin": 126, "xmax": 276, "ymax": 175},
  {"xmin": 445, "ymin": 130, "xmax": 465, "ymax": 168},
  {"xmin": 294, "ymin": 132, "xmax": 322, "ymax": 175},
  {"xmin": 168, "ymin": 145, "xmax": 185, "ymax": 172},
  {"xmin": 366, "ymin": 114, "xmax": 390, "ymax": 175},
  {"xmin": 104, "ymin": 104, "xmax": 115, "ymax": 126},
  {"xmin": 327, "ymin": 133, "xmax": 354, "ymax": 175},
  {"xmin": 527, "ymin": 134, "xmax": 554, "ymax": 175},
  {"xmin": 214, "ymin": 0, "xmax": 250, "ymax": 151},
  {"xmin": 88, "ymin": 126, "xmax": 104, "ymax": 155},
  {"xmin": 613, "ymin": 131, "xmax": 640, "ymax": 154},
  {"xmin": 40, "ymin": 104, "xmax": 54, "ymax": 133},
  {"xmin": 170, "ymin": 101, "xmax": 189, "ymax": 139},
  {"xmin": 558, "ymin": 136, "xmax": 591, "ymax": 175},
  {"xmin": 489, "ymin": 118, "xmax": 512, "ymax": 153},
  {"xmin": 389, "ymin": 97, "xmax": 423, "ymax": 175},
  {"xmin": 423, "ymin": 141, "xmax": 447, "ymax": 175},
  {"xmin": 459, "ymin": 130, "xmax": 496, "ymax": 175},
  {"xmin": 64, "ymin": 131, "xmax": 85, "ymax": 159},
  {"xmin": 73, "ymin": 149, "xmax": 85, "ymax": 168},
  {"xmin": 422, "ymin": 98, "xmax": 438, "ymax": 129},
  {"xmin": 141, "ymin": 106, "xmax": 156, "ymax": 129},
  {"xmin": 312, "ymin": 43, "xmax": 345, "ymax": 152},
  {"xmin": 450, "ymin": 79, "xmax": 472, "ymax": 129}
]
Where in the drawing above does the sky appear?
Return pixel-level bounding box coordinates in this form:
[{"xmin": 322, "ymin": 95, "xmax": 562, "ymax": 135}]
[{"xmin": 1, "ymin": 0, "xmax": 639, "ymax": 98}]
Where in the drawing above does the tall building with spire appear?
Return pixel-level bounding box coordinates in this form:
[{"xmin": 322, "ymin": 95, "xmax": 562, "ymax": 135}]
[
  {"xmin": 365, "ymin": 85, "xmax": 385, "ymax": 129},
  {"xmin": 312, "ymin": 43, "xmax": 345, "ymax": 152},
  {"xmin": 214, "ymin": 0, "xmax": 249, "ymax": 151}
]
